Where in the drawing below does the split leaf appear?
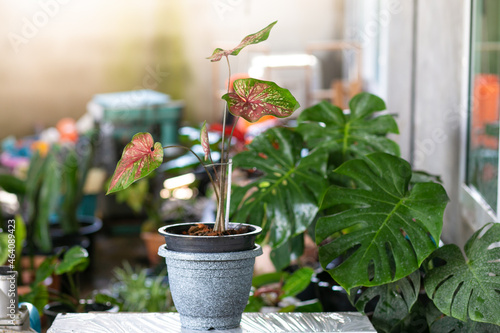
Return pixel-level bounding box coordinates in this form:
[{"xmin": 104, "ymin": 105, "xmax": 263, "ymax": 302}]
[
  {"xmin": 107, "ymin": 132, "xmax": 163, "ymax": 194},
  {"xmin": 222, "ymin": 78, "xmax": 300, "ymax": 122},
  {"xmin": 231, "ymin": 127, "xmax": 327, "ymax": 249},
  {"xmin": 350, "ymin": 270, "xmax": 421, "ymax": 333},
  {"xmin": 297, "ymin": 93, "xmax": 399, "ymax": 159},
  {"xmin": 207, "ymin": 21, "xmax": 277, "ymax": 62},
  {"xmin": 425, "ymin": 223, "xmax": 500, "ymax": 325},
  {"xmin": 316, "ymin": 152, "xmax": 449, "ymax": 293}
]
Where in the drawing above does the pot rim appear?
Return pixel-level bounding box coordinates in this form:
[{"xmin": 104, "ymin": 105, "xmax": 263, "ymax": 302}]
[
  {"xmin": 158, "ymin": 244, "xmax": 263, "ymax": 260},
  {"xmin": 157, "ymin": 222, "xmax": 262, "ymax": 239}
]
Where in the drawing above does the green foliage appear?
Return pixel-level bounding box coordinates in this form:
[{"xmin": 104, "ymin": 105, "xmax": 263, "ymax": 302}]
[
  {"xmin": 425, "ymin": 223, "xmax": 500, "ymax": 325},
  {"xmin": 55, "ymin": 246, "xmax": 89, "ymax": 275},
  {"xmin": 350, "ymin": 270, "xmax": 421, "ymax": 333},
  {"xmin": 245, "ymin": 267, "xmax": 321, "ymax": 313},
  {"xmin": 20, "ymin": 245, "xmax": 89, "ymax": 313},
  {"xmin": 0, "ymin": 174, "xmax": 26, "ymax": 196},
  {"xmin": 231, "ymin": 127, "xmax": 327, "ymax": 264},
  {"xmin": 316, "ymin": 153, "xmax": 449, "ymax": 292},
  {"xmin": 297, "ymin": 93, "xmax": 399, "ymax": 162},
  {"xmin": 112, "ymin": 262, "xmax": 174, "ymax": 312},
  {"xmin": 0, "ymin": 233, "xmax": 8, "ymax": 264}
]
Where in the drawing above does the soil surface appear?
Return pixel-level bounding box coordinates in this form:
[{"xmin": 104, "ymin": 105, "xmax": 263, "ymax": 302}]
[{"xmin": 183, "ymin": 223, "xmax": 250, "ymax": 236}]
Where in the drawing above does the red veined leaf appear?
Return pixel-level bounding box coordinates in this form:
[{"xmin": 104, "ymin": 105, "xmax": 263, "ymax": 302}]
[
  {"xmin": 106, "ymin": 132, "xmax": 163, "ymax": 194},
  {"xmin": 222, "ymin": 78, "xmax": 300, "ymax": 122},
  {"xmin": 207, "ymin": 21, "xmax": 277, "ymax": 62},
  {"xmin": 200, "ymin": 121, "xmax": 211, "ymax": 161}
]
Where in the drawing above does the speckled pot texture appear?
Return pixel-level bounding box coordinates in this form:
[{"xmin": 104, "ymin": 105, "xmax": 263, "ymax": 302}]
[{"xmin": 158, "ymin": 244, "xmax": 262, "ymax": 330}]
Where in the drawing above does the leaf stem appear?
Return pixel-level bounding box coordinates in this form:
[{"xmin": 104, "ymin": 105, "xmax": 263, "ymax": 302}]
[
  {"xmin": 162, "ymin": 145, "xmax": 220, "ymax": 206},
  {"xmin": 214, "ymin": 56, "xmax": 232, "ymax": 232}
]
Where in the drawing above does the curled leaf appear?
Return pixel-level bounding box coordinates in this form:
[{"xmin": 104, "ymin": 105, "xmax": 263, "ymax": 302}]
[
  {"xmin": 222, "ymin": 78, "xmax": 300, "ymax": 122},
  {"xmin": 207, "ymin": 21, "xmax": 277, "ymax": 62},
  {"xmin": 107, "ymin": 132, "xmax": 163, "ymax": 194},
  {"xmin": 200, "ymin": 121, "xmax": 211, "ymax": 161}
]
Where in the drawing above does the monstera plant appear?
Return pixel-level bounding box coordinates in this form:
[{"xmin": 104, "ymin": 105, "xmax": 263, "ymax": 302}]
[
  {"xmin": 106, "ymin": 21, "xmax": 299, "ymax": 233},
  {"xmin": 315, "ymin": 153, "xmax": 500, "ymax": 332}
]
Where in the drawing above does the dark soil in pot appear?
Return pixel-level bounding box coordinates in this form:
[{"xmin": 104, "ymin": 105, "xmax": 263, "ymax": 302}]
[{"xmin": 158, "ymin": 222, "xmax": 261, "ymax": 253}]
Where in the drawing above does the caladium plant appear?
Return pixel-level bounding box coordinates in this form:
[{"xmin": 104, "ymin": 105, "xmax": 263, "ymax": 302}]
[{"xmin": 106, "ymin": 21, "xmax": 300, "ymax": 233}]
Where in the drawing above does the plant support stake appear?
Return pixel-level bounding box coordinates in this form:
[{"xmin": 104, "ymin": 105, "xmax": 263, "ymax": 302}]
[{"xmin": 225, "ymin": 159, "xmax": 233, "ymax": 230}]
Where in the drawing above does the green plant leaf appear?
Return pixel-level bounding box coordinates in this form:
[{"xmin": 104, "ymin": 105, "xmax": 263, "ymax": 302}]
[
  {"xmin": 424, "ymin": 223, "xmax": 500, "ymax": 325},
  {"xmin": 350, "ymin": 270, "xmax": 421, "ymax": 333},
  {"xmin": 222, "ymin": 78, "xmax": 300, "ymax": 122},
  {"xmin": 282, "ymin": 267, "xmax": 314, "ymax": 298},
  {"xmin": 107, "ymin": 132, "xmax": 163, "ymax": 194},
  {"xmin": 430, "ymin": 316, "xmax": 500, "ymax": 333},
  {"xmin": 297, "ymin": 93, "xmax": 399, "ymax": 159},
  {"xmin": 270, "ymin": 234, "xmax": 304, "ymax": 271},
  {"xmin": 19, "ymin": 284, "xmax": 48, "ymax": 315},
  {"xmin": 316, "ymin": 153, "xmax": 449, "ymax": 293},
  {"xmin": 0, "ymin": 174, "xmax": 26, "ymax": 196},
  {"xmin": 207, "ymin": 21, "xmax": 277, "ymax": 62},
  {"xmin": 245, "ymin": 295, "xmax": 266, "ymax": 312},
  {"xmin": 231, "ymin": 127, "xmax": 328, "ymax": 248},
  {"xmin": 252, "ymin": 271, "xmax": 288, "ymax": 288},
  {"xmin": 33, "ymin": 255, "xmax": 58, "ymax": 285},
  {"xmin": 0, "ymin": 233, "xmax": 8, "ymax": 265},
  {"xmin": 55, "ymin": 246, "xmax": 89, "ymax": 275},
  {"xmin": 34, "ymin": 151, "xmax": 61, "ymax": 252},
  {"xmin": 14, "ymin": 215, "xmax": 26, "ymax": 270}
]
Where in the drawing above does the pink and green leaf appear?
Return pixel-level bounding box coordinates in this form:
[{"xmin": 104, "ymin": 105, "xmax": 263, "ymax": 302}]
[
  {"xmin": 207, "ymin": 21, "xmax": 277, "ymax": 62},
  {"xmin": 222, "ymin": 78, "xmax": 300, "ymax": 122},
  {"xmin": 106, "ymin": 132, "xmax": 163, "ymax": 194},
  {"xmin": 200, "ymin": 121, "xmax": 211, "ymax": 161}
]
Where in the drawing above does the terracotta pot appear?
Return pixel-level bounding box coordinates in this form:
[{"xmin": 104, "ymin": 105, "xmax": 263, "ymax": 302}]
[{"xmin": 140, "ymin": 231, "xmax": 165, "ymax": 266}]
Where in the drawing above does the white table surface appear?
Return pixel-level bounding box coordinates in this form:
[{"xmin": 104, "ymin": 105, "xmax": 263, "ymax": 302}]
[{"xmin": 48, "ymin": 312, "xmax": 376, "ymax": 333}]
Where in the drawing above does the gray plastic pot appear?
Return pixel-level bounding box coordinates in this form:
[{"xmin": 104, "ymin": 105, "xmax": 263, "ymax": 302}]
[{"xmin": 158, "ymin": 244, "xmax": 262, "ymax": 330}]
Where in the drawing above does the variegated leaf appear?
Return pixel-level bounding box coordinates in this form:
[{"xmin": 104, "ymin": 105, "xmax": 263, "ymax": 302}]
[
  {"xmin": 200, "ymin": 121, "xmax": 211, "ymax": 161},
  {"xmin": 107, "ymin": 132, "xmax": 163, "ymax": 194},
  {"xmin": 207, "ymin": 21, "xmax": 277, "ymax": 62},
  {"xmin": 222, "ymin": 78, "xmax": 300, "ymax": 122}
]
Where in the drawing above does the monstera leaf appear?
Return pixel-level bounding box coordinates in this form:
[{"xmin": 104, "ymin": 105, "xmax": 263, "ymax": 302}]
[
  {"xmin": 208, "ymin": 21, "xmax": 277, "ymax": 62},
  {"xmin": 231, "ymin": 127, "xmax": 328, "ymax": 249},
  {"xmin": 350, "ymin": 270, "xmax": 421, "ymax": 333},
  {"xmin": 424, "ymin": 223, "xmax": 500, "ymax": 325},
  {"xmin": 316, "ymin": 153, "xmax": 449, "ymax": 293},
  {"xmin": 222, "ymin": 78, "xmax": 300, "ymax": 122},
  {"xmin": 430, "ymin": 316, "xmax": 500, "ymax": 333},
  {"xmin": 297, "ymin": 93, "xmax": 399, "ymax": 159},
  {"xmin": 107, "ymin": 132, "xmax": 163, "ymax": 194}
]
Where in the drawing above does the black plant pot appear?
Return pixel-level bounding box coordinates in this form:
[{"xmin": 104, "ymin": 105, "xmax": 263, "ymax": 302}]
[
  {"xmin": 158, "ymin": 222, "xmax": 261, "ymax": 253},
  {"xmin": 312, "ymin": 270, "xmax": 357, "ymax": 312},
  {"xmin": 50, "ymin": 215, "xmax": 103, "ymax": 260},
  {"xmin": 43, "ymin": 300, "xmax": 118, "ymax": 327}
]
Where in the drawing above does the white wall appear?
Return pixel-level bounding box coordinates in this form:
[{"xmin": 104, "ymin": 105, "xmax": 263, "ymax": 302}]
[{"xmin": 383, "ymin": 0, "xmax": 469, "ymax": 245}]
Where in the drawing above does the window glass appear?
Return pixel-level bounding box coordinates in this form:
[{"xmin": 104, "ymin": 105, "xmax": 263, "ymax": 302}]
[{"xmin": 467, "ymin": 0, "xmax": 500, "ymax": 212}]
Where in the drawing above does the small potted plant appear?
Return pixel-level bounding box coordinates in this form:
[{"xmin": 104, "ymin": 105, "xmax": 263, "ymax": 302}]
[
  {"xmin": 20, "ymin": 245, "xmax": 118, "ymax": 326},
  {"xmin": 106, "ymin": 21, "xmax": 300, "ymax": 330}
]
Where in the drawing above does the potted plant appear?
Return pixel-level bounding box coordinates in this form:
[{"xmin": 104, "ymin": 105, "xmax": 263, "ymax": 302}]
[
  {"xmin": 229, "ymin": 93, "xmax": 500, "ymax": 331},
  {"xmin": 107, "ymin": 261, "xmax": 175, "ymax": 312},
  {"xmin": 106, "ymin": 21, "xmax": 300, "ymax": 330},
  {"xmin": 20, "ymin": 245, "xmax": 118, "ymax": 326}
]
